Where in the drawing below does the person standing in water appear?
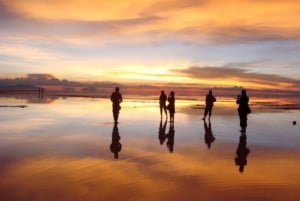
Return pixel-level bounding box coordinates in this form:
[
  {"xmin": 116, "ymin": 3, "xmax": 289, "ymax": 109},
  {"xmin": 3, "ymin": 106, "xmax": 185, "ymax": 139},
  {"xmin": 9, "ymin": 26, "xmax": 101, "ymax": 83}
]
[
  {"xmin": 203, "ymin": 90, "xmax": 216, "ymax": 121},
  {"xmin": 159, "ymin": 90, "xmax": 168, "ymax": 119},
  {"xmin": 236, "ymin": 89, "xmax": 251, "ymax": 133},
  {"xmin": 167, "ymin": 91, "xmax": 175, "ymax": 122},
  {"xmin": 110, "ymin": 87, "xmax": 123, "ymax": 123}
]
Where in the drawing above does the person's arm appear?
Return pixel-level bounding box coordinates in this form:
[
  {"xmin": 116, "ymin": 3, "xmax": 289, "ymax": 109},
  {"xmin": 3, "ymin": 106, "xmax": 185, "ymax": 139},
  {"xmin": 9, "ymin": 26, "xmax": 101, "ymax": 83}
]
[
  {"xmin": 119, "ymin": 94, "xmax": 123, "ymax": 103},
  {"xmin": 110, "ymin": 93, "xmax": 113, "ymax": 102}
]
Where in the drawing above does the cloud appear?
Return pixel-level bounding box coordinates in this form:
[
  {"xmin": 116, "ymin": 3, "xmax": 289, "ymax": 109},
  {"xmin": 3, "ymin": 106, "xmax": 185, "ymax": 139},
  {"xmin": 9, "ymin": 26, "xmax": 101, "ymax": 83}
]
[
  {"xmin": 172, "ymin": 65, "xmax": 300, "ymax": 89},
  {"xmin": 1, "ymin": 0, "xmax": 300, "ymax": 44},
  {"xmin": 26, "ymin": 74, "xmax": 55, "ymax": 80}
]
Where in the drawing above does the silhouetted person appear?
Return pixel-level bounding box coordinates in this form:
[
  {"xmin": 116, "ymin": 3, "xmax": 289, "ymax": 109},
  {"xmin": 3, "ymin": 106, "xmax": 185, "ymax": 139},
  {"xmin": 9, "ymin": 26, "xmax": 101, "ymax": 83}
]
[
  {"xmin": 158, "ymin": 119, "xmax": 167, "ymax": 145},
  {"xmin": 110, "ymin": 123, "xmax": 122, "ymax": 159},
  {"xmin": 204, "ymin": 119, "xmax": 215, "ymax": 149},
  {"xmin": 159, "ymin": 90, "xmax": 168, "ymax": 119},
  {"xmin": 236, "ymin": 89, "xmax": 251, "ymax": 133},
  {"xmin": 166, "ymin": 122, "xmax": 175, "ymax": 153},
  {"xmin": 167, "ymin": 91, "xmax": 175, "ymax": 122},
  {"xmin": 234, "ymin": 132, "xmax": 250, "ymax": 173},
  {"xmin": 110, "ymin": 87, "xmax": 123, "ymax": 123},
  {"xmin": 203, "ymin": 90, "xmax": 216, "ymax": 121}
]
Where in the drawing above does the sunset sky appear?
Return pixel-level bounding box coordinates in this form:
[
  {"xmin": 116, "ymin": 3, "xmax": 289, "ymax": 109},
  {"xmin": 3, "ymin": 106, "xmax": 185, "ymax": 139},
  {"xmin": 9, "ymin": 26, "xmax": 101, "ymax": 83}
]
[{"xmin": 1, "ymin": 0, "xmax": 300, "ymax": 90}]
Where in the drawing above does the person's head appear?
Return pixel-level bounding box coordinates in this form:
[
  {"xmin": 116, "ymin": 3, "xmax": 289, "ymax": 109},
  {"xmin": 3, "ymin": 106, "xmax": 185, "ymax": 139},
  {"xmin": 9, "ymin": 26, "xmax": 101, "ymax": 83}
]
[
  {"xmin": 171, "ymin": 91, "xmax": 175, "ymax": 96},
  {"xmin": 209, "ymin": 89, "xmax": 212, "ymax": 95},
  {"xmin": 115, "ymin": 87, "xmax": 120, "ymax": 92},
  {"xmin": 241, "ymin": 89, "xmax": 247, "ymax": 96},
  {"xmin": 161, "ymin": 90, "xmax": 165, "ymax": 94}
]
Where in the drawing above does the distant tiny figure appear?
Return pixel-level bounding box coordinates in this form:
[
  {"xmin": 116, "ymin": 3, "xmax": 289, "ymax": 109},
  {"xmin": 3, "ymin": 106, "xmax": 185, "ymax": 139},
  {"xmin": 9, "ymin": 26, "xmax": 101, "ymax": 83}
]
[
  {"xmin": 159, "ymin": 90, "xmax": 168, "ymax": 119},
  {"xmin": 167, "ymin": 91, "xmax": 175, "ymax": 122},
  {"xmin": 166, "ymin": 122, "xmax": 175, "ymax": 153},
  {"xmin": 236, "ymin": 89, "xmax": 251, "ymax": 132},
  {"xmin": 293, "ymin": 121, "xmax": 296, "ymax": 125},
  {"xmin": 110, "ymin": 87, "xmax": 123, "ymax": 123},
  {"xmin": 202, "ymin": 90, "xmax": 216, "ymax": 120},
  {"xmin": 110, "ymin": 123, "xmax": 122, "ymax": 159},
  {"xmin": 235, "ymin": 133, "xmax": 250, "ymax": 173},
  {"xmin": 158, "ymin": 119, "xmax": 167, "ymax": 145},
  {"xmin": 38, "ymin": 87, "xmax": 44, "ymax": 98},
  {"xmin": 204, "ymin": 119, "xmax": 215, "ymax": 149}
]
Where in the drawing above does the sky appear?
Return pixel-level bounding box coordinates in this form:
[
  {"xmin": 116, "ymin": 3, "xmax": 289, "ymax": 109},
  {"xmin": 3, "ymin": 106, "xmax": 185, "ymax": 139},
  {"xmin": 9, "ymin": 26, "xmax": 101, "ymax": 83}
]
[{"xmin": 1, "ymin": 0, "xmax": 300, "ymax": 90}]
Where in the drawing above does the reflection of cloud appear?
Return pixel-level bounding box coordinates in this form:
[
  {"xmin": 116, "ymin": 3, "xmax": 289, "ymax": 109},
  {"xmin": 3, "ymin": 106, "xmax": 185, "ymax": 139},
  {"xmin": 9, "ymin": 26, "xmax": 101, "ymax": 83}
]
[
  {"xmin": 172, "ymin": 66, "xmax": 300, "ymax": 89},
  {"xmin": 1, "ymin": 149, "xmax": 300, "ymax": 201}
]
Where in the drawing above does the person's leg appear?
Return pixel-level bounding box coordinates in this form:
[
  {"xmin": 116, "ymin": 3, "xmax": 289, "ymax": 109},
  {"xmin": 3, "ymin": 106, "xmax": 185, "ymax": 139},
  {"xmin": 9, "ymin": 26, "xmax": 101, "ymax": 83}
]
[
  {"xmin": 163, "ymin": 106, "xmax": 167, "ymax": 118},
  {"xmin": 160, "ymin": 105, "xmax": 163, "ymax": 117},
  {"xmin": 113, "ymin": 109, "xmax": 119, "ymax": 123},
  {"xmin": 208, "ymin": 107, "xmax": 212, "ymax": 120},
  {"xmin": 203, "ymin": 106, "xmax": 208, "ymax": 120}
]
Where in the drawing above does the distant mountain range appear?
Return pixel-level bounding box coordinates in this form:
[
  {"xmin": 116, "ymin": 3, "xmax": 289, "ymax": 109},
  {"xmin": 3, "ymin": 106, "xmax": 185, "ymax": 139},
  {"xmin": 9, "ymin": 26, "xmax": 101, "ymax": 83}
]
[{"xmin": 1, "ymin": 75, "xmax": 299, "ymax": 98}]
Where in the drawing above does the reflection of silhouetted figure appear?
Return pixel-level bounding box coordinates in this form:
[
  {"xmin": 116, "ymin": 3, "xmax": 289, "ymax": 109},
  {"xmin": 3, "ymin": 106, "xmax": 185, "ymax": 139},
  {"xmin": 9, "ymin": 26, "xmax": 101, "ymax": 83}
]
[
  {"xmin": 110, "ymin": 87, "xmax": 123, "ymax": 123},
  {"xmin": 202, "ymin": 90, "xmax": 216, "ymax": 121},
  {"xmin": 236, "ymin": 89, "xmax": 251, "ymax": 133},
  {"xmin": 166, "ymin": 122, "xmax": 175, "ymax": 153},
  {"xmin": 234, "ymin": 132, "xmax": 250, "ymax": 173},
  {"xmin": 204, "ymin": 119, "xmax": 215, "ymax": 149},
  {"xmin": 158, "ymin": 119, "xmax": 167, "ymax": 145},
  {"xmin": 159, "ymin": 90, "xmax": 168, "ymax": 119},
  {"xmin": 167, "ymin": 91, "xmax": 175, "ymax": 122},
  {"xmin": 110, "ymin": 123, "xmax": 122, "ymax": 159},
  {"xmin": 38, "ymin": 87, "xmax": 44, "ymax": 98}
]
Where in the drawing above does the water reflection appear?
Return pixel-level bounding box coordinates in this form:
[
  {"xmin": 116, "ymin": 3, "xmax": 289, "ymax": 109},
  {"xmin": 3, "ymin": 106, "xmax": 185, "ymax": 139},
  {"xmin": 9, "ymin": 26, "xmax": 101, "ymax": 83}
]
[
  {"xmin": 204, "ymin": 119, "xmax": 215, "ymax": 149},
  {"xmin": 166, "ymin": 122, "xmax": 175, "ymax": 153},
  {"xmin": 234, "ymin": 130, "xmax": 250, "ymax": 173},
  {"xmin": 110, "ymin": 123, "xmax": 122, "ymax": 159},
  {"xmin": 158, "ymin": 119, "xmax": 167, "ymax": 145}
]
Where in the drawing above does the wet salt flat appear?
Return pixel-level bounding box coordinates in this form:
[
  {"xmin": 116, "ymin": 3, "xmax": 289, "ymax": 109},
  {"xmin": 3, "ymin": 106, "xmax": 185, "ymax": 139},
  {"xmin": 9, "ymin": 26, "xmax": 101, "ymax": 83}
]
[{"xmin": 0, "ymin": 96, "xmax": 300, "ymax": 201}]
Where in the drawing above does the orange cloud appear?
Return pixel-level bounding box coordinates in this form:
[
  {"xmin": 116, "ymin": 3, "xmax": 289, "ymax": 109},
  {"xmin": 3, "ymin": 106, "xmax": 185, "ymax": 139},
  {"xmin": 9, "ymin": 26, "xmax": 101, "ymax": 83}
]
[
  {"xmin": 2, "ymin": 0, "xmax": 300, "ymax": 43},
  {"xmin": 172, "ymin": 66, "xmax": 300, "ymax": 90}
]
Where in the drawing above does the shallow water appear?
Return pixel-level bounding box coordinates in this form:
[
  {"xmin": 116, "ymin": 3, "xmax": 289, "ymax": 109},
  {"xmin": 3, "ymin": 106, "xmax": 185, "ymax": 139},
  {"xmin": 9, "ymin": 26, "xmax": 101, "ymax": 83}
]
[{"xmin": 0, "ymin": 96, "xmax": 299, "ymax": 201}]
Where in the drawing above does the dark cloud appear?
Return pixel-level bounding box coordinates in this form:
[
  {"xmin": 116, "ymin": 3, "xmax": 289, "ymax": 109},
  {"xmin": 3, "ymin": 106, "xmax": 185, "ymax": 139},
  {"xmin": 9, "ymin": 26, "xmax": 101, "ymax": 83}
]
[
  {"xmin": 26, "ymin": 74, "xmax": 55, "ymax": 80},
  {"xmin": 172, "ymin": 65, "xmax": 300, "ymax": 88}
]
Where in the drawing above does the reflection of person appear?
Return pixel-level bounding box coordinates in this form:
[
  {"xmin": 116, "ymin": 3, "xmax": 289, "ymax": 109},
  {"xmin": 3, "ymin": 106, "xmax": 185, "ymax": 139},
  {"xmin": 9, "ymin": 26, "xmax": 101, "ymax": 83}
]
[
  {"xmin": 158, "ymin": 119, "xmax": 167, "ymax": 145},
  {"xmin": 203, "ymin": 90, "xmax": 216, "ymax": 121},
  {"xmin": 110, "ymin": 123, "xmax": 122, "ymax": 159},
  {"xmin": 204, "ymin": 120, "xmax": 215, "ymax": 149},
  {"xmin": 167, "ymin": 91, "xmax": 175, "ymax": 122},
  {"xmin": 110, "ymin": 87, "xmax": 123, "ymax": 123},
  {"xmin": 159, "ymin": 90, "xmax": 168, "ymax": 119},
  {"xmin": 234, "ymin": 132, "xmax": 250, "ymax": 173},
  {"xmin": 236, "ymin": 89, "xmax": 250, "ymax": 132},
  {"xmin": 166, "ymin": 122, "xmax": 175, "ymax": 153}
]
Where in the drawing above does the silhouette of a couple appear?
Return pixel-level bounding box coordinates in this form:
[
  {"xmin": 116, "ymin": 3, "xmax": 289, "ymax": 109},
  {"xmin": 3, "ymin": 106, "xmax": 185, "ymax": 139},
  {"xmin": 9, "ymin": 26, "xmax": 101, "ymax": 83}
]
[{"xmin": 159, "ymin": 90, "xmax": 175, "ymax": 122}]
